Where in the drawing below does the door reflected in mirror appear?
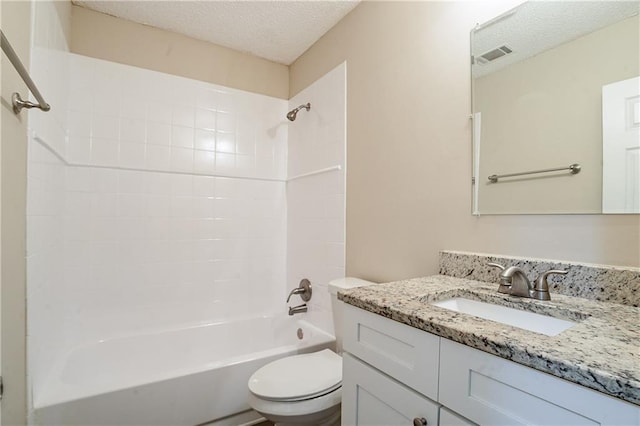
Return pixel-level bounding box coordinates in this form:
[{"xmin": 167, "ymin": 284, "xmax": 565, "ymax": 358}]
[{"xmin": 471, "ymin": 1, "xmax": 639, "ymax": 214}]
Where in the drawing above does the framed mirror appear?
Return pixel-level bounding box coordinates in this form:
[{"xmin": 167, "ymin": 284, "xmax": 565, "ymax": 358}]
[{"xmin": 471, "ymin": 1, "xmax": 639, "ymax": 214}]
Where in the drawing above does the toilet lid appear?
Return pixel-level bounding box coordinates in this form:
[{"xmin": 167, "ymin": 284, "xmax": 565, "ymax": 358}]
[{"xmin": 248, "ymin": 349, "xmax": 342, "ymax": 401}]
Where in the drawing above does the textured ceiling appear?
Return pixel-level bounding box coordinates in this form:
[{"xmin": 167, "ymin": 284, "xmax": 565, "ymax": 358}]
[
  {"xmin": 472, "ymin": 1, "xmax": 640, "ymax": 77},
  {"xmin": 72, "ymin": 0, "xmax": 360, "ymax": 65}
]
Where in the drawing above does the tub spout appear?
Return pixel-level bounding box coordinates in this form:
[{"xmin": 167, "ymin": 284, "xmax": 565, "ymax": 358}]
[{"xmin": 288, "ymin": 303, "xmax": 307, "ymax": 316}]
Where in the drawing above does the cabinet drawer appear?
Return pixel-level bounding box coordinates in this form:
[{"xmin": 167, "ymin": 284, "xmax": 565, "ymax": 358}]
[
  {"xmin": 342, "ymin": 304, "xmax": 440, "ymax": 401},
  {"xmin": 439, "ymin": 339, "xmax": 640, "ymax": 425},
  {"xmin": 342, "ymin": 353, "xmax": 439, "ymax": 426}
]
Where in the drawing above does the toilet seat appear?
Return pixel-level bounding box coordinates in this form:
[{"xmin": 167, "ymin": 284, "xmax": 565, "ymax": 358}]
[{"xmin": 248, "ymin": 349, "xmax": 342, "ymax": 402}]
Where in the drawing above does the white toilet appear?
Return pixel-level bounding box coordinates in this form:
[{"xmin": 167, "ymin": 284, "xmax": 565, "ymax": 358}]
[{"xmin": 247, "ymin": 277, "xmax": 374, "ymax": 426}]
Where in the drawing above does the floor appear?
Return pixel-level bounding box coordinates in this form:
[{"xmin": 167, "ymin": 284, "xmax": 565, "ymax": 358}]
[{"xmin": 197, "ymin": 417, "xmax": 273, "ymax": 426}]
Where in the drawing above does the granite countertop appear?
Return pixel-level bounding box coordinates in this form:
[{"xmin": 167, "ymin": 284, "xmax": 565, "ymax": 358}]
[{"xmin": 338, "ymin": 275, "xmax": 640, "ymax": 406}]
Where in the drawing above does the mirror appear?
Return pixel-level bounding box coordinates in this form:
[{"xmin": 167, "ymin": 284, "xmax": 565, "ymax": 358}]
[{"xmin": 471, "ymin": 1, "xmax": 639, "ymax": 214}]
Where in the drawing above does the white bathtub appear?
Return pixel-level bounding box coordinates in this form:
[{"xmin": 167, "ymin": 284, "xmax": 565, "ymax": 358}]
[{"xmin": 33, "ymin": 315, "xmax": 335, "ymax": 425}]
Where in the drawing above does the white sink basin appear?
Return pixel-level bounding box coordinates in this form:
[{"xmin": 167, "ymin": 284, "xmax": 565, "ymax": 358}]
[{"xmin": 432, "ymin": 297, "xmax": 576, "ymax": 336}]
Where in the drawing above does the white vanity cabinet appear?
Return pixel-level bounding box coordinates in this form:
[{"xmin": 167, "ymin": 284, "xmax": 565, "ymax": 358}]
[{"xmin": 341, "ymin": 304, "xmax": 640, "ymax": 426}]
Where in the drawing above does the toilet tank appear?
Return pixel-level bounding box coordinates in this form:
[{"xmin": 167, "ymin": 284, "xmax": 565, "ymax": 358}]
[{"xmin": 328, "ymin": 277, "xmax": 376, "ymax": 353}]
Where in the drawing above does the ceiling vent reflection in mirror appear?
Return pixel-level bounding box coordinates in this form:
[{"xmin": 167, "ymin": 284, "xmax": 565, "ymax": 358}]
[{"xmin": 475, "ymin": 45, "xmax": 513, "ymax": 65}]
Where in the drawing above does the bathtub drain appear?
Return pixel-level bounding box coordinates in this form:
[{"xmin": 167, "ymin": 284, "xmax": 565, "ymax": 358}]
[{"xmin": 297, "ymin": 328, "xmax": 304, "ymax": 340}]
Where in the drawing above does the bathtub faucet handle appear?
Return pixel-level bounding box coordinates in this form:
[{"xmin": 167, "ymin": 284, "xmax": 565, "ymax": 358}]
[{"xmin": 286, "ymin": 279, "xmax": 312, "ymax": 302}]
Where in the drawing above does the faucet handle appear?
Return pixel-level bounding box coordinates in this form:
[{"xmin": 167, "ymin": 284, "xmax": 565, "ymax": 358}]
[
  {"xmin": 487, "ymin": 262, "xmax": 511, "ymax": 294},
  {"xmin": 533, "ymin": 269, "xmax": 568, "ymax": 300},
  {"xmin": 286, "ymin": 279, "xmax": 312, "ymax": 302},
  {"xmin": 487, "ymin": 262, "xmax": 506, "ymax": 271}
]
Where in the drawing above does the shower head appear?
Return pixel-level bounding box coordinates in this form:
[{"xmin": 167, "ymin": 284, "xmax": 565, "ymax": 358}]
[{"xmin": 287, "ymin": 103, "xmax": 311, "ymax": 121}]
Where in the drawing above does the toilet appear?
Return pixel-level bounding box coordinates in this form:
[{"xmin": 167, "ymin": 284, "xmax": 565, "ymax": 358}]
[{"xmin": 247, "ymin": 277, "xmax": 374, "ymax": 426}]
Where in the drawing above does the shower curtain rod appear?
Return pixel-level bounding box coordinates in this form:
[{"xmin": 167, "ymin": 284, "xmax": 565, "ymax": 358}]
[{"xmin": 1, "ymin": 29, "xmax": 51, "ymax": 114}]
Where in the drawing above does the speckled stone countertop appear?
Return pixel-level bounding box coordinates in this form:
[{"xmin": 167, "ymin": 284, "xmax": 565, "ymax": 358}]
[{"xmin": 339, "ymin": 275, "xmax": 640, "ymax": 406}]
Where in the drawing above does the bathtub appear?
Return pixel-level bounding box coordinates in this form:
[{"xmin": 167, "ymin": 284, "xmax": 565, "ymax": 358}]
[{"xmin": 33, "ymin": 315, "xmax": 335, "ymax": 425}]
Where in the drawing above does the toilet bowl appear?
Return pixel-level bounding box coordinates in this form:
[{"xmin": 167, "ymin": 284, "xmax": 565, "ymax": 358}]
[
  {"xmin": 248, "ymin": 349, "xmax": 342, "ymax": 426},
  {"xmin": 247, "ymin": 277, "xmax": 374, "ymax": 426}
]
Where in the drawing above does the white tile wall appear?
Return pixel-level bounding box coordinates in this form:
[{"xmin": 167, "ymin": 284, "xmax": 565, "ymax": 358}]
[
  {"xmin": 287, "ymin": 63, "xmax": 347, "ymax": 334},
  {"xmin": 65, "ymin": 54, "xmax": 288, "ymax": 180},
  {"xmin": 26, "ymin": 139, "xmax": 68, "ymax": 391},
  {"xmin": 61, "ymin": 169, "xmax": 286, "ymax": 343},
  {"xmin": 59, "ymin": 56, "xmax": 289, "ymax": 341},
  {"xmin": 27, "ymin": 0, "xmax": 72, "ymax": 410}
]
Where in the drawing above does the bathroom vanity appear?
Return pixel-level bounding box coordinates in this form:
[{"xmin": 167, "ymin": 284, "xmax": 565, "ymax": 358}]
[{"xmin": 339, "ymin": 253, "xmax": 640, "ymax": 425}]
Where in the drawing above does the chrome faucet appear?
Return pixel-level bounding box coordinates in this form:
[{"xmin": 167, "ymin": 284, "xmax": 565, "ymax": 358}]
[
  {"xmin": 498, "ymin": 265, "xmax": 534, "ymax": 297},
  {"xmin": 488, "ymin": 263, "xmax": 568, "ymax": 300},
  {"xmin": 288, "ymin": 303, "xmax": 307, "ymax": 316}
]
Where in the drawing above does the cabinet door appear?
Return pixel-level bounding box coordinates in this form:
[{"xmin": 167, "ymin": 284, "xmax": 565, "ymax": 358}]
[
  {"xmin": 342, "ymin": 353, "xmax": 439, "ymax": 426},
  {"xmin": 439, "ymin": 408, "xmax": 476, "ymax": 426},
  {"xmin": 342, "ymin": 304, "xmax": 440, "ymax": 401},
  {"xmin": 439, "ymin": 339, "xmax": 640, "ymax": 425}
]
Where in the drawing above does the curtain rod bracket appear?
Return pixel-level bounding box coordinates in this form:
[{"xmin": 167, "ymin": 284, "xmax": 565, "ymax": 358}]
[
  {"xmin": 12, "ymin": 93, "xmax": 50, "ymax": 114},
  {"xmin": 1, "ymin": 30, "xmax": 51, "ymax": 115}
]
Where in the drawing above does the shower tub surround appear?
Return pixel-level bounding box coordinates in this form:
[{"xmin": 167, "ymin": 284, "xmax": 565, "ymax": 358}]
[
  {"xmin": 27, "ymin": 21, "xmax": 346, "ymax": 425},
  {"xmin": 338, "ymin": 252, "xmax": 640, "ymax": 405},
  {"xmin": 29, "ymin": 50, "xmax": 288, "ymax": 408}
]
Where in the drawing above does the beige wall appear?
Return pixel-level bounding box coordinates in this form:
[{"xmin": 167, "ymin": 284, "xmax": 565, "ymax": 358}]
[
  {"xmin": 1, "ymin": 1, "xmax": 31, "ymax": 423},
  {"xmin": 70, "ymin": 5, "xmax": 289, "ymax": 99},
  {"xmin": 290, "ymin": 1, "xmax": 640, "ymax": 281},
  {"xmin": 476, "ymin": 16, "xmax": 639, "ymax": 214}
]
